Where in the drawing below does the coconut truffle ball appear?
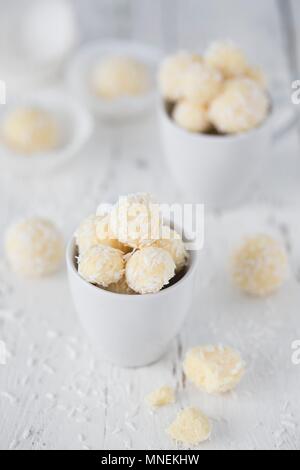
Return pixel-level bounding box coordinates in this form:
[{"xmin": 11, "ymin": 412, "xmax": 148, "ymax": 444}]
[
  {"xmin": 205, "ymin": 40, "xmax": 248, "ymax": 79},
  {"xmin": 173, "ymin": 100, "xmax": 211, "ymax": 133},
  {"xmin": 167, "ymin": 407, "xmax": 212, "ymax": 446},
  {"xmin": 154, "ymin": 226, "xmax": 188, "ymax": 272},
  {"xmin": 182, "ymin": 62, "xmax": 223, "ymax": 105},
  {"xmin": 75, "ymin": 214, "xmax": 129, "ymax": 255},
  {"xmin": 104, "ymin": 277, "xmax": 135, "ymax": 295},
  {"xmin": 92, "ymin": 56, "xmax": 150, "ymax": 100},
  {"xmin": 5, "ymin": 217, "xmax": 64, "ymax": 278},
  {"xmin": 2, "ymin": 107, "xmax": 59, "ymax": 154},
  {"xmin": 159, "ymin": 51, "xmax": 202, "ymax": 102},
  {"xmin": 184, "ymin": 345, "xmax": 245, "ymax": 394},
  {"xmin": 78, "ymin": 245, "xmax": 125, "ymax": 288},
  {"xmin": 110, "ymin": 193, "xmax": 161, "ymax": 249},
  {"xmin": 126, "ymin": 247, "xmax": 175, "ymax": 294},
  {"xmin": 209, "ymin": 78, "xmax": 269, "ymax": 134},
  {"xmin": 75, "ymin": 215, "xmax": 100, "ymax": 254},
  {"xmin": 231, "ymin": 234, "xmax": 288, "ymax": 297},
  {"xmin": 95, "ymin": 214, "xmax": 131, "ymax": 253}
]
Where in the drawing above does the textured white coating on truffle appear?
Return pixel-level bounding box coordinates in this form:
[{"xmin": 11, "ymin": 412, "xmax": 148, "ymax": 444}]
[
  {"xmin": 126, "ymin": 247, "xmax": 175, "ymax": 294},
  {"xmin": 167, "ymin": 407, "xmax": 212, "ymax": 446},
  {"xmin": 184, "ymin": 345, "xmax": 245, "ymax": 394},
  {"xmin": 231, "ymin": 234, "xmax": 288, "ymax": 296},
  {"xmin": 5, "ymin": 217, "xmax": 64, "ymax": 278},
  {"xmin": 78, "ymin": 245, "xmax": 125, "ymax": 288},
  {"xmin": 209, "ymin": 78, "xmax": 269, "ymax": 134},
  {"xmin": 154, "ymin": 226, "xmax": 188, "ymax": 272},
  {"xmin": 91, "ymin": 56, "xmax": 150, "ymax": 100},
  {"xmin": 182, "ymin": 62, "xmax": 223, "ymax": 105},
  {"xmin": 146, "ymin": 386, "xmax": 175, "ymax": 408},
  {"xmin": 158, "ymin": 51, "xmax": 202, "ymax": 101},
  {"xmin": 95, "ymin": 214, "xmax": 131, "ymax": 253},
  {"xmin": 205, "ymin": 40, "xmax": 248, "ymax": 79},
  {"xmin": 173, "ymin": 100, "xmax": 211, "ymax": 133},
  {"xmin": 109, "ymin": 193, "xmax": 161, "ymax": 249},
  {"xmin": 2, "ymin": 107, "xmax": 59, "ymax": 154}
]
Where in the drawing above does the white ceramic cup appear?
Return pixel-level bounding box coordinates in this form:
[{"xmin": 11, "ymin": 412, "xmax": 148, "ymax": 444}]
[
  {"xmin": 66, "ymin": 238, "xmax": 198, "ymax": 368},
  {"xmin": 159, "ymin": 101, "xmax": 274, "ymax": 207}
]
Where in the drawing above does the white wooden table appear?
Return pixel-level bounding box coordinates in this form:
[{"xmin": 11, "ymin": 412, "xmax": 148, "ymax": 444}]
[{"xmin": 0, "ymin": 0, "xmax": 300, "ymax": 450}]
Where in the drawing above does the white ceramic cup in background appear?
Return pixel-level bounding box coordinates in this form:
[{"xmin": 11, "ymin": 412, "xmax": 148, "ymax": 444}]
[
  {"xmin": 66, "ymin": 40, "xmax": 162, "ymax": 120},
  {"xmin": 159, "ymin": 100, "xmax": 279, "ymax": 208},
  {"xmin": 66, "ymin": 238, "xmax": 198, "ymax": 368}
]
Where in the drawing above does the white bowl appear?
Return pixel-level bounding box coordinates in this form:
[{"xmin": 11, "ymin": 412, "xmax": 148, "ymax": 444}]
[
  {"xmin": 66, "ymin": 239, "xmax": 198, "ymax": 368},
  {"xmin": 0, "ymin": 89, "xmax": 94, "ymax": 175},
  {"xmin": 66, "ymin": 39, "xmax": 162, "ymax": 120},
  {"xmin": 159, "ymin": 101, "xmax": 274, "ymax": 208}
]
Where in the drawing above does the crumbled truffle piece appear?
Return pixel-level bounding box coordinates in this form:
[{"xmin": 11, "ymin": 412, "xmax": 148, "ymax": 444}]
[
  {"xmin": 5, "ymin": 217, "xmax": 64, "ymax": 278},
  {"xmin": 209, "ymin": 78, "xmax": 269, "ymax": 134}
]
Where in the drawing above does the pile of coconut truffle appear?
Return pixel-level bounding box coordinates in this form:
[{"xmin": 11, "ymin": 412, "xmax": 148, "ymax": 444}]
[
  {"xmin": 159, "ymin": 40, "xmax": 269, "ymax": 135},
  {"xmin": 75, "ymin": 193, "xmax": 189, "ymax": 295}
]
